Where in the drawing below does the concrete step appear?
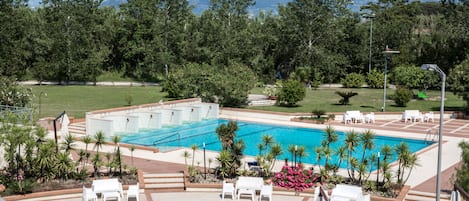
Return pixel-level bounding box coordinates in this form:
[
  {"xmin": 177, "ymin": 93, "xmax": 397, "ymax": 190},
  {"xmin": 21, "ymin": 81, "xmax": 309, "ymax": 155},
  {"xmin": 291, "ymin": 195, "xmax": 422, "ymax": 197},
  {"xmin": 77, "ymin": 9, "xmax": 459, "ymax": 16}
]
[
  {"xmin": 145, "ymin": 178, "xmax": 184, "ymax": 183},
  {"xmin": 144, "ymin": 173, "xmax": 184, "ymax": 178},
  {"xmin": 143, "ymin": 173, "xmax": 185, "ymax": 191},
  {"xmin": 145, "ymin": 183, "xmax": 185, "ymax": 189},
  {"xmin": 405, "ymin": 190, "xmax": 451, "ymax": 201}
]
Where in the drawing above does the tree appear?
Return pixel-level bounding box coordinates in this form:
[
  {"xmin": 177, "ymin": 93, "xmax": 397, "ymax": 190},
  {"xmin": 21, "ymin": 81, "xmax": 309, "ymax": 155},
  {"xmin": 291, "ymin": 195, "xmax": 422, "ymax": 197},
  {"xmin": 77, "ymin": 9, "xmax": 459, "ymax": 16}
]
[
  {"xmin": 335, "ymin": 91, "xmax": 358, "ymax": 105},
  {"xmin": 276, "ymin": 79, "xmax": 306, "ymax": 107},
  {"xmin": 390, "ymin": 87, "xmax": 413, "ymax": 107},
  {"xmin": 455, "ymin": 141, "xmax": 469, "ymax": 192},
  {"xmin": 448, "ymin": 59, "xmax": 469, "ymax": 110},
  {"xmin": 0, "ymin": 77, "xmax": 33, "ymax": 107},
  {"xmin": 215, "ymin": 120, "xmax": 244, "ymax": 178}
]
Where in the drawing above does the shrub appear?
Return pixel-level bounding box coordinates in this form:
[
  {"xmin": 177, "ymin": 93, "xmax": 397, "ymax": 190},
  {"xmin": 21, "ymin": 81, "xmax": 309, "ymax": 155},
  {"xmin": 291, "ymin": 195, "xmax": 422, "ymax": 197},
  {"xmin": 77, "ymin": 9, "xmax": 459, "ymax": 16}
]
[
  {"xmin": 389, "ymin": 87, "xmax": 413, "ymax": 107},
  {"xmin": 163, "ymin": 63, "xmax": 257, "ymax": 107},
  {"xmin": 390, "ymin": 65, "xmax": 439, "ymax": 89},
  {"xmin": 335, "ymin": 91, "xmax": 358, "ymax": 105},
  {"xmin": 311, "ymin": 109, "xmax": 326, "ymax": 118},
  {"xmin": 272, "ymin": 162, "xmax": 319, "ymax": 192},
  {"xmin": 366, "ymin": 69, "xmax": 384, "ymax": 89},
  {"xmin": 341, "ymin": 73, "xmax": 365, "ymax": 88},
  {"xmin": 276, "ymin": 79, "xmax": 306, "ymax": 107},
  {"xmin": 0, "ymin": 76, "xmax": 32, "ymax": 107}
]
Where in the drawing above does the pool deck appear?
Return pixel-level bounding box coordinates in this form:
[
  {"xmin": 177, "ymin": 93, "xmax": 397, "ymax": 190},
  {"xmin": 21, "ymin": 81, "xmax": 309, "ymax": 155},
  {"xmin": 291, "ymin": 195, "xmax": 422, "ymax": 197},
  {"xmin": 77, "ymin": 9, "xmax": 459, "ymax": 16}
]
[{"xmin": 35, "ymin": 109, "xmax": 469, "ymax": 201}]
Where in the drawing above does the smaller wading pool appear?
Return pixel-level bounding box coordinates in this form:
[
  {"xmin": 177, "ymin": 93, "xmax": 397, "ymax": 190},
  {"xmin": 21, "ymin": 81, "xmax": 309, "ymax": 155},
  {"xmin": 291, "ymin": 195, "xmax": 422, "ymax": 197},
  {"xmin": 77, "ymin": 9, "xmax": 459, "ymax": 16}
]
[{"xmin": 118, "ymin": 119, "xmax": 433, "ymax": 170}]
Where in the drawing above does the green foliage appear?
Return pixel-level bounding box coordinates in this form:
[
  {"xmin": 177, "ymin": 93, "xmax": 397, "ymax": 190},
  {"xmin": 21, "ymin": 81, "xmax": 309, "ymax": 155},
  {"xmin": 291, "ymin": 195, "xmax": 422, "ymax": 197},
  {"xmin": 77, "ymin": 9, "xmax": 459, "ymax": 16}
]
[
  {"xmin": 389, "ymin": 87, "xmax": 413, "ymax": 107},
  {"xmin": 366, "ymin": 69, "xmax": 384, "ymax": 89},
  {"xmin": 311, "ymin": 109, "xmax": 326, "ymax": 118},
  {"xmin": 390, "ymin": 65, "xmax": 439, "ymax": 89},
  {"xmin": 455, "ymin": 141, "xmax": 469, "ymax": 192},
  {"xmin": 335, "ymin": 91, "xmax": 358, "ymax": 105},
  {"xmin": 449, "ymin": 59, "xmax": 469, "ymax": 108},
  {"xmin": 341, "ymin": 73, "xmax": 365, "ymax": 88},
  {"xmin": 215, "ymin": 121, "xmax": 245, "ymax": 178},
  {"xmin": 163, "ymin": 63, "xmax": 257, "ymax": 107},
  {"xmin": 276, "ymin": 79, "xmax": 306, "ymax": 107},
  {"xmin": 0, "ymin": 77, "xmax": 33, "ymax": 107}
]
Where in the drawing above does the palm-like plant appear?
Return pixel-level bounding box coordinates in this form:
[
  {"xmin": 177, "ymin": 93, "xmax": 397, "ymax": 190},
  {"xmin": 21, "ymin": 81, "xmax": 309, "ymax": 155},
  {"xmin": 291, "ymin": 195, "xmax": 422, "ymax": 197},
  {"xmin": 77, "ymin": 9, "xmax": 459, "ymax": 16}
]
[
  {"xmin": 344, "ymin": 130, "xmax": 359, "ymax": 180},
  {"xmin": 215, "ymin": 120, "xmax": 238, "ymax": 150},
  {"xmin": 82, "ymin": 135, "xmax": 93, "ymax": 169},
  {"xmin": 55, "ymin": 152, "xmax": 74, "ymax": 181},
  {"xmin": 216, "ymin": 150, "xmax": 232, "ymax": 179},
  {"xmin": 296, "ymin": 146, "xmax": 308, "ymax": 164},
  {"xmin": 335, "ymin": 91, "xmax": 358, "ymax": 105},
  {"xmin": 190, "ymin": 144, "xmax": 198, "ymax": 167},
  {"xmin": 93, "ymin": 131, "xmax": 105, "ymax": 177},
  {"xmin": 268, "ymin": 144, "xmax": 283, "ymax": 172},
  {"xmin": 288, "ymin": 145, "xmax": 296, "ymax": 166},
  {"xmin": 394, "ymin": 142, "xmax": 409, "ymax": 184},
  {"xmin": 182, "ymin": 150, "xmax": 191, "ymax": 166},
  {"xmin": 360, "ymin": 130, "xmax": 375, "ymax": 164},
  {"xmin": 129, "ymin": 145, "xmax": 136, "ymax": 166},
  {"xmin": 61, "ymin": 134, "xmax": 75, "ymax": 153}
]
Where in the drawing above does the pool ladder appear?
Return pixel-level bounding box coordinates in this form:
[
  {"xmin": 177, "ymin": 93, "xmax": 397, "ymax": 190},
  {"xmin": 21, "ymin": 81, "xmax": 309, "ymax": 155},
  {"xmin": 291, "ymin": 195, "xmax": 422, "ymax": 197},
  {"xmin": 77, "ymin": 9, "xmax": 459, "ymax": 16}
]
[{"xmin": 424, "ymin": 128, "xmax": 439, "ymax": 143}]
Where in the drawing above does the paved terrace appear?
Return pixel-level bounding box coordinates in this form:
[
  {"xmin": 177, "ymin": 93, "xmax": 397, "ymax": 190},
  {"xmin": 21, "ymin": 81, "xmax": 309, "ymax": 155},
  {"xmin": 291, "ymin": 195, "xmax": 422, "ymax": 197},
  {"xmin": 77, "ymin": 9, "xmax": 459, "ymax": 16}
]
[{"xmin": 11, "ymin": 109, "xmax": 468, "ymax": 201}]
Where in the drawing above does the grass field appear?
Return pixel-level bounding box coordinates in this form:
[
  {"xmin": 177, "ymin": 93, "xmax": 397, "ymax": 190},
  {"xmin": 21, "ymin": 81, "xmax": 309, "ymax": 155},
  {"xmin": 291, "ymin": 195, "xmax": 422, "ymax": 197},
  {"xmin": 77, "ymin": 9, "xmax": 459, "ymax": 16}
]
[
  {"xmin": 30, "ymin": 85, "xmax": 465, "ymax": 119},
  {"xmin": 31, "ymin": 85, "xmax": 169, "ymax": 119}
]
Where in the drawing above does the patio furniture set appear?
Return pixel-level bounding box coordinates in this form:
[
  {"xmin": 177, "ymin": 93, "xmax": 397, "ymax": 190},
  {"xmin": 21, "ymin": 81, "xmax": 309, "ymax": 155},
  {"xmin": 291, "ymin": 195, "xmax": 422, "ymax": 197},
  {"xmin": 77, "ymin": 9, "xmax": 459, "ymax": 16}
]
[
  {"xmin": 342, "ymin": 110, "xmax": 434, "ymax": 124},
  {"xmin": 221, "ymin": 176, "xmax": 270, "ymax": 201},
  {"xmin": 82, "ymin": 178, "xmax": 139, "ymax": 201}
]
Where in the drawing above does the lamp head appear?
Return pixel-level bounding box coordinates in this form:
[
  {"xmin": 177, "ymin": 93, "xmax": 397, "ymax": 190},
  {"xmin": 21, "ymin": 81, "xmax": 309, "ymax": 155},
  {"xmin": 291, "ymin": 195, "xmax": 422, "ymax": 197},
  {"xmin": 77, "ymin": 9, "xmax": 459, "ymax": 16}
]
[{"xmin": 421, "ymin": 64, "xmax": 439, "ymax": 71}]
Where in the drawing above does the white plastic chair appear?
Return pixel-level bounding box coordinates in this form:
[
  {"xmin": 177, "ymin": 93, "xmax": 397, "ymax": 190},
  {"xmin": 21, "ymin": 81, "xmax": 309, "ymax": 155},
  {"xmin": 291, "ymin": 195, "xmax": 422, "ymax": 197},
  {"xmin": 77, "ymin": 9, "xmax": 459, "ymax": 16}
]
[
  {"xmin": 259, "ymin": 183, "xmax": 273, "ymax": 201},
  {"xmin": 126, "ymin": 182, "xmax": 139, "ymax": 201},
  {"xmin": 82, "ymin": 186, "xmax": 98, "ymax": 201},
  {"xmin": 343, "ymin": 113, "xmax": 352, "ymax": 124},
  {"xmin": 312, "ymin": 186, "xmax": 320, "ymax": 201},
  {"xmin": 222, "ymin": 180, "xmax": 235, "ymax": 200},
  {"xmin": 363, "ymin": 194, "xmax": 371, "ymax": 201},
  {"xmin": 365, "ymin": 112, "xmax": 375, "ymax": 123},
  {"xmin": 424, "ymin": 112, "xmax": 434, "ymax": 123}
]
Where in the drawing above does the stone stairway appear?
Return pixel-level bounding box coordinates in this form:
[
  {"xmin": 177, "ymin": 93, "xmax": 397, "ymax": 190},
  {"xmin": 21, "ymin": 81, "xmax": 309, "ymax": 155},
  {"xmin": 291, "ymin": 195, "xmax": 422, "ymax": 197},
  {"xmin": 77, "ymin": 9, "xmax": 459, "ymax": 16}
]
[
  {"xmin": 143, "ymin": 172, "xmax": 185, "ymax": 192},
  {"xmin": 69, "ymin": 122, "xmax": 86, "ymax": 135},
  {"xmin": 405, "ymin": 190, "xmax": 451, "ymax": 201}
]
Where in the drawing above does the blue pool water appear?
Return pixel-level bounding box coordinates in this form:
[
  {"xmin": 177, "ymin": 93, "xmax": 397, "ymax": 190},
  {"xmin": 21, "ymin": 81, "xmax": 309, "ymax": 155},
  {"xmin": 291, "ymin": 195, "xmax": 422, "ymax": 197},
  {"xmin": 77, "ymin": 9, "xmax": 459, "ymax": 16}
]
[{"xmin": 119, "ymin": 119, "xmax": 431, "ymax": 169}]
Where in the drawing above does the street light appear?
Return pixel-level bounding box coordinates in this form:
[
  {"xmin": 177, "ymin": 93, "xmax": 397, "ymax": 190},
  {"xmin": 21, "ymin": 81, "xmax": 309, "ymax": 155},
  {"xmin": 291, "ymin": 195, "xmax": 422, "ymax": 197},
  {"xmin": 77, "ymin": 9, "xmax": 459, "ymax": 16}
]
[
  {"xmin": 421, "ymin": 64, "xmax": 445, "ymax": 201},
  {"xmin": 203, "ymin": 142, "xmax": 206, "ymax": 180},
  {"xmin": 376, "ymin": 152, "xmax": 380, "ymax": 188},
  {"xmin": 382, "ymin": 46, "xmax": 400, "ymax": 112},
  {"xmin": 362, "ymin": 13, "xmax": 375, "ymax": 73}
]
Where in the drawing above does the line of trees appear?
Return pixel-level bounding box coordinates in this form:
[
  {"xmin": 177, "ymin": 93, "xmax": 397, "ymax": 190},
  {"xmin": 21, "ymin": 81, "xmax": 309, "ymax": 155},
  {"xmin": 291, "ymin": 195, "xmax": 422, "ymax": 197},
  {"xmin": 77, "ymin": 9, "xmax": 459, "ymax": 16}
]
[{"xmin": 1, "ymin": 0, "xmax": 467, "ymax": 84}]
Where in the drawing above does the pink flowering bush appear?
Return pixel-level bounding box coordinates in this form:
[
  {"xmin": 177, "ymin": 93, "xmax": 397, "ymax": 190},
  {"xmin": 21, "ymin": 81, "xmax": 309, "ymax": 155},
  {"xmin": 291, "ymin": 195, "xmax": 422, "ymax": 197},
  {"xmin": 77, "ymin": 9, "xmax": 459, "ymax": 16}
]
[{"xmin": 272, "ymin": 162, "xmax": 319, "ymax": 192}]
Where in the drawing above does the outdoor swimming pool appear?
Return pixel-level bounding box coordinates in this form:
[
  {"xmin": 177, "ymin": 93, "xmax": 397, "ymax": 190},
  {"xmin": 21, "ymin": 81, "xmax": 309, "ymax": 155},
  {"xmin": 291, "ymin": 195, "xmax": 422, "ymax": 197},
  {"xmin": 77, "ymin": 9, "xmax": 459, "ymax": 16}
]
[{"xmin": 119, "ymin": 119, "xmax": 432, "ymax": 169}]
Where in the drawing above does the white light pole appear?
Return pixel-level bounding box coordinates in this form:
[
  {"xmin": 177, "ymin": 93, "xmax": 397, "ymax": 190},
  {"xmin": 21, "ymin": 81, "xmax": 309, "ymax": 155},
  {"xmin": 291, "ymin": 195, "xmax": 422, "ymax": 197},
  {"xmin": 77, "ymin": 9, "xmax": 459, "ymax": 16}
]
[
  {"xmin": 421, "ymin": 64, "xmax": 445, "ymax": 201},
  {"xmin": 363, "ymin": 13, "xmax": 375, "ymax": 73},
  {"xmin": 382, "ymin": 46, "xmax": 400, "ymax": 112}
]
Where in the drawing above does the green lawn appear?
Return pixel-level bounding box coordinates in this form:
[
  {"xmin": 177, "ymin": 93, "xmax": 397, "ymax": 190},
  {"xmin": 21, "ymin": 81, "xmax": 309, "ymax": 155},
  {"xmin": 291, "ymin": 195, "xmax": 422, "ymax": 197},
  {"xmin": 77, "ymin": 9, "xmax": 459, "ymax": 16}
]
[
  {"xmin": 30, "ymin": 85, "xmax": 465, "ymax": 119},
  {"xmin": 31, "ymin": 85, "xmax": 169, "ymax": 119},
  {"xmin": 248, "ymin": 87, "xmax": 465, "ymax": 114}
]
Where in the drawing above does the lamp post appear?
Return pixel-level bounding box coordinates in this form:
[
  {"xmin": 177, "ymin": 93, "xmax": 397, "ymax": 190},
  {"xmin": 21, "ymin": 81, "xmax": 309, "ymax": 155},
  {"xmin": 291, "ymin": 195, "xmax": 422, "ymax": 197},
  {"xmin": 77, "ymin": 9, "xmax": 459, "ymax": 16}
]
[
  {"xmin": 203, "ymin": 142, "xmax": 206, "ymax": 180},
  {"xmin": 363, "ymin": 13, "xmax": 375, "ymax": 73},
  {"xmin": 421, "ymin": 64, "xmax": 445, "ymax": 201},
  {"xmin": 382, "ymin": 46, "xmax": 400, "ymax": 112},
  {"xmin": 376, "ymin": 152, "xmax": 380, "ymax": 188},
  {"xmin": 117, "ymin": 143, "xmax": 122, "ymax": 178}
]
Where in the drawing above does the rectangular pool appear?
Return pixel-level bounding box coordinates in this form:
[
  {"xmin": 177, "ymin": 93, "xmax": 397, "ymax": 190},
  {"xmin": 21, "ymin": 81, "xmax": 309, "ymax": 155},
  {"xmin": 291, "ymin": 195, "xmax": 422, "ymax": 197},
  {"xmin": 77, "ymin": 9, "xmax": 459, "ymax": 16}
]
[{"xmin": 119, "ymin": 119, "xmax": 432, "ymax": 169}]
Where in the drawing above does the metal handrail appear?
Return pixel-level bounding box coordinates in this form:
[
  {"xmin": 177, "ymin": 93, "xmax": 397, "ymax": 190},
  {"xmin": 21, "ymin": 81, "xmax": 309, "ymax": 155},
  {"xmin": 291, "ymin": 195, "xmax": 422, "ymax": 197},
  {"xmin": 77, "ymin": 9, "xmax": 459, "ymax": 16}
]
[{"xmin": 454, "ymin": 184, "xmax": 469, "ymax": 200}]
